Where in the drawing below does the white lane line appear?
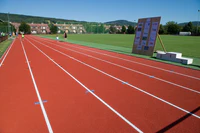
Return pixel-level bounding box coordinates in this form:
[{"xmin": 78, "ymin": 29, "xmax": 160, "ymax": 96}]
[
  {"xmin": 21, "ymin": 40, "xmax": 53, "ymax": 133},
  {"xmin": 29, "ymin": 38, "xmax": 200, "ymax": 94},
  {"xmin": 27, "ymin": 37, "xmax": 200, "ymax": 119},
  {"xmin": 0, "ymin": 39, "xmax": 15, "ymax": 67},
  {"xmin": 60, "ymin": 43, "xmax": 200, "ymax": 80},
  {"xmin": 26, "ymin": 38, "xmax": 143, "ymax": 133},
  {"xmin": 33, "ymin": 36, "xmax": 200, "ymax": 80}
]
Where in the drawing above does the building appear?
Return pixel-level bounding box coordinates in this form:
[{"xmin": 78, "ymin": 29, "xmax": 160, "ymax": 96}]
[
  {"xmin": 11, "ymin": 22, "xmax": 50, "ymax": 34},
  {"xmin": 29, "ymin": 23, "xmax": 50, "ymax": 34},
  {"xmin": 104, "ymin": 25, "xmax": 128, "ymax": 33},
  {"xmin": 54, "ymin": 23, "xmax": 86, "ymax": 34},
  {"xmin": 11, "ymin": 22, "xmax": 86, "ymax": 34},
  {"xmin": 12, "ymin": 22, "xmax": 20, "ymax": 33}
]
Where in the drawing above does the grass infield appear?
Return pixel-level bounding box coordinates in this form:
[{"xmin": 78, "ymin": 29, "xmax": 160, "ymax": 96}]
[{"xmin": 37, "ymin": 34, "xmax": 200, "ymax": 70}]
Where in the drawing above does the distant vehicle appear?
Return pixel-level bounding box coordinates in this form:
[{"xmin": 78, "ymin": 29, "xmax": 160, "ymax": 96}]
[{"xmin": 179, "ymin": 32, "xmax": 191, "ymax": 36}]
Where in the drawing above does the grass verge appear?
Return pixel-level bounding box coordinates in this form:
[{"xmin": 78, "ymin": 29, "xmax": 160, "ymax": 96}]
[{"xmin": 0, "ymin": 39, "xmax": 13, "ymax": 58}]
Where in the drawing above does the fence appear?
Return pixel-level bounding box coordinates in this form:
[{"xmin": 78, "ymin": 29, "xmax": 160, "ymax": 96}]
[{"xmin": 0, "ymin": 35, "xmax": 8, "ymax": 43}]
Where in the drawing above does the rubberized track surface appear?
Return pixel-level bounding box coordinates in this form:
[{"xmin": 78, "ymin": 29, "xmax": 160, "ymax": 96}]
[{"xmin": 0, "ymin": 35, "xmax": 199, "ymax": 133}]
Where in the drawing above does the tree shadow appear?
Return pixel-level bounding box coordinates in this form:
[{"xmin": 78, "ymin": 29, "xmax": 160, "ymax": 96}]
[{"xmin": 156, "ymin": 106, "xmax": 200, "ymax": 133}]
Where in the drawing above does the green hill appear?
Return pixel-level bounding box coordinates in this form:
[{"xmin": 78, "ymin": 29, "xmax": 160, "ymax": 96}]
[
  {"xmin": 0, "ymin": 12, "xmax": 80, "ymax": 24},
  {"xmin": 178, "ymin": 21, "xmax": 200, "ymax": 26},
  {"xmin": 0, "ymin": 12, "xmax": 199, "ymax": 26},
  {"xmin": 0, "ymin": 13, "xmax": 135, "ymax": 26},
  {"xmin": 104, "ymin": 20, "xmax": 137, "ymax": 26}
]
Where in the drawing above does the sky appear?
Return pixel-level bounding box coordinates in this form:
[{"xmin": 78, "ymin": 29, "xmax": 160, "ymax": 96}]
[{"xmin": 0, "ymin": 0, "xmax": 200, "ymax": 24}]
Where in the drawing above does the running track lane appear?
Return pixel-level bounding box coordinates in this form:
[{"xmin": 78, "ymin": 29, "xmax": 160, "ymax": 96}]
[
  {"xmin": 33, "ymin": 35, "xmax": 200, "ymax": 79},
  {"xmin": 31, "ymin": 36, "xmax": 200, "ymax": 92},
  {"xmin": 26, "ymin": 36, "xmax": 200, "ymax": 132},
  {"xmin": 0, "ymin": 38, "xmax": 49, "ymax": 133},
  {"xmin": 22, "ymin": 38, "xmax": 142, "ymax": 132},
  {"xmin": 27, "ymin": 36, "xmax": 200, "ymax": 116}
]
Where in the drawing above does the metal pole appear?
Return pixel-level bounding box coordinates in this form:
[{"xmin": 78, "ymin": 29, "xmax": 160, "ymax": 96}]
[
  {"xmin": 97, "ymin": 23, "xmax": 98, "ymax": 34},
  {"xmin": 103, "ymin": 24, "xmax": 104, "ymax": 34},
  {"xmin": 7, "ymin": 12, "xmax": 11, "ymax": 35},
  {"xmin": 7, "ymin": 12, "xmax": 9, "ymax": 34},
  {"xmin": 197, "ymin": 10, "xmax": 200, "ymax": 34},
  {"xmin": 90, "ymin": 23, "xmax": 92, "ymax": 33}
]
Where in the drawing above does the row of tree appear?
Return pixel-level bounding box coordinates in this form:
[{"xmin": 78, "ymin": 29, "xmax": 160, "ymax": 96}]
[
  {"xmin": 85, "ymin": 21, "xmax": 199, "ymax": 35},
  {"xmin": 1, "ymin": 21, "xmax": 199, "ymax": 35},
  {"xmin": 0, "ymin": 22, "xmax": 16, "ymax": 33},
  {"xmin": 109, "ymin": 25, "xmax": 135, "ymax": 34},
  {"xmin": 159, "ymin": 21, "xmax": 200, "ymax": 35},
  {"xmin": 109, "ymin": 21, "xmax": 200, "ymax": 35}
]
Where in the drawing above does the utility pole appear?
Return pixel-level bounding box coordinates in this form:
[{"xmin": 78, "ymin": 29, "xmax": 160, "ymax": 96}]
[
  {"xmin": 90, "ymin": 23, "xmax": 92, "ymax": 33},
  {"xmin": 197, "ymin": 10, "xmax": 200, "ymax": 34},
  {"xmin": 7, "ymin": 12, "xmax": 11, "ymax": 35}
]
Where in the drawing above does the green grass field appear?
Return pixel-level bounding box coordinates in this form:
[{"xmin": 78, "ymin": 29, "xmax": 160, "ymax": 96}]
[
  {"xmin": 0, "ymin": 34, "xmax": 199, "ymax": 69},
  {"xmin": 38, "ymin": 34, "xmax": 200, "ymax": 70},
  {"xmin": 40, "ymin": 34, "xmax": 200, "ymax": 58},
  {"xmin": 0, "ymin": 39, "xmax": 13, "ymax": 58}
]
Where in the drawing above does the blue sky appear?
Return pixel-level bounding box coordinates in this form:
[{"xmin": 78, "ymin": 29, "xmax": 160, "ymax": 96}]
[{"xmin": 0, "ymin": 0, "xmax": 200, "ymax": 24}]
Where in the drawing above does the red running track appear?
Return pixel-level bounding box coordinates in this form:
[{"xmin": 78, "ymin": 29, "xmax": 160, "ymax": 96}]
[{"xmin": 0, "ymin": 35, "xmax": 199, "ymax": 133}]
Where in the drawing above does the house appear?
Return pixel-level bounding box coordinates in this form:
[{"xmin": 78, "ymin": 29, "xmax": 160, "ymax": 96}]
[
  {"xmin": 54, "ymin": 23, "xmax": 86, "ymax": 34},
  {"xmin": 29, "ymin": 23, "xmax": 50, "ymax": 34},
  {"xmin": 11, "ymin": 22, "xmax": 50, "ymax": 34},
  {"xmin": 11, "ymin": 22, "xmax": 20, "ymax": 33}
]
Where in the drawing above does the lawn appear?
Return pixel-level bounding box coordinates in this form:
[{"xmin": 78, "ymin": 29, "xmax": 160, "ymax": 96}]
[
  {"xmin": 40, "ymin": 34, "xmax": 200, "ymax": 58},
  {"xmin": 0, "ymin": 39, "xmax": 13, "ymax": 58},
  {"xmin": 38, "ymin": 34, "xmax": 200, "ymax": 70}
]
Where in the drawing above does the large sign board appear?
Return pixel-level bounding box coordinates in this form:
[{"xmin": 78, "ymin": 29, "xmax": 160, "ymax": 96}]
[{"xmin": 132, "ymin": 17, "xmax": 161, "ymax": 56}]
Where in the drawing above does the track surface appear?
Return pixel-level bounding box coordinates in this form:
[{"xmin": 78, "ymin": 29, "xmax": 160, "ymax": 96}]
[{"xmin": 0, "ymin": 35, "xmax": 199, "ymax": 133}]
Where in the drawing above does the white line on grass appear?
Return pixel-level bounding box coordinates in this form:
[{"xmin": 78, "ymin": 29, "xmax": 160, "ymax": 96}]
[
  {"xmin": 0, "ymin": 39, "xmax": 15, "ymax": 67},
  {"xmin": 33, "ymin": 36, "xmax": 200, "ymax": 80},
  {"xmin": 26, "ymin": 37, "xmax": 200, "ymax": 119},
  {"xmin": 26, "ymin": 38, "xmax": 143, "ymax": 133},
  {"xmin": 29, "ymin": 38, "xmax": 200, "ymax": 94},
  {"xmin": 21, "ymin": 40, "xmax": 53, "ymax": 133}
]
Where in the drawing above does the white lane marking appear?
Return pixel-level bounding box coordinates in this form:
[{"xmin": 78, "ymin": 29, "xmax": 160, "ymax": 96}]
[
  {"xmin": 29, "ymin": 38, "xmax": 200, "ymax": 94},
  {"xmin": 0, "ymin": 39, "xmax": 15, "ymax": 67},
  {"xmin": 27, "ymin": 37, "xmax": 200, "ymax": 119},
  {"xmin": 26, "ymin": 38, "xmax": 143, "ymax": 133},
  {"xmin": 21, "ymin": 40, "xmax": 53, "ymax": 133},
  {"xmin": 33, "ymin": 36, "xmax": 200, "ymax": 80}
]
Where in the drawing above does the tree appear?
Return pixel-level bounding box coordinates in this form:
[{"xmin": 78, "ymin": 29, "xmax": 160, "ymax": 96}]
[
  {"xmin": 83, "ymin": 23, "xmax": 92, "ymax": 33},
  {"xmin": 104, "ymin": 29, "xmax": 110, "ymax": 34},
  {"xmin": 19, "ymin": 22, "xmax": 31, "ymax": 34},
  {"xmin": 159, "ymin": 24, "xmax": 165, "ymax": 34},
  {"xmin": 165, "ymin": 21, "xmax": 180, "ymax": 34},
  {"xmin": 121, "ymin": 25, "xmax": 126, "ymax": 34},
  {"xmin": 98, "ymin": 24, "xmax": 105, "ymax": 33},
  {"xmin": 117, "ymin": 30, "xmax": 121, "ymax": 34},
  {"xmin": 109, "ymin": 26, "xmax": 117, "ymax": 34},
  {"xmin": 0, "ymin": 22, "xmax": 16, "ymax": 33},
  {"xmin": 182, "ymin": 22, "xmax": 193, "ymax": 32},
  {"xmin": 126, "ymin": 25, "xmax": 135, "ymax": 34},
  {"xmin": 50, "ymin": 24, "xmax": 58, "ymax": 34},
  {"xmin": 192, "ymin": 26, "xmax": 200, "ymax": 35}
]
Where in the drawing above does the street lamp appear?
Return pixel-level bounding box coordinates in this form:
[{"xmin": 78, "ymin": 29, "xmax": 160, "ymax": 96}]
[
  {"xmin": 7, "ymin": 12, "xmax": 11, "ymax": 35},
  {"xmin": 197, "ymin": 10, "xmax": 200, "ymax": 34}
]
